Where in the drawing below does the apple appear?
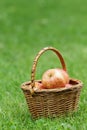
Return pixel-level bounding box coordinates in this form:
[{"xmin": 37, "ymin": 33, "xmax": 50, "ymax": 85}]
[
  {"xmin": 57, "ymin": 69, "xmax": 69, "ymax": 84},
  {"xmin": 65, "ymin": 83, "xmax": 72, "ymax": 88},
  {"xmin": 42, "ymin": 68, "xmax": 69, "ymax": 89},
  {"xmin": 33, "ymin": 82, "xmax": 44, "ymax": 91}
]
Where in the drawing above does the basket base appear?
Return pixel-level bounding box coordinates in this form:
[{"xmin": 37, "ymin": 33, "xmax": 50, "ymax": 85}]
[{"xmin": 21, "ymin": 79, "xmax": 83, "ymax": 119}]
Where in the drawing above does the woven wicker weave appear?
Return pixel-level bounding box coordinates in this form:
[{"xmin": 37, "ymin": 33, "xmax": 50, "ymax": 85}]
[{"xmin": 21, "ymin": 47, "xmax": 83, "ymax": 119}]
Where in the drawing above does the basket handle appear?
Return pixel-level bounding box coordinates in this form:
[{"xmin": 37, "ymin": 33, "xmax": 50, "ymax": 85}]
[{"xmin": 30, "ymin": 47, "xmax": 67, "ymax": 94}]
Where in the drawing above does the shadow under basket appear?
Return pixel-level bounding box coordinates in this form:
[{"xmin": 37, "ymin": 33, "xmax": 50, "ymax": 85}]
[{"xmin": 21, "ymin": 79, "xmax": 83, "ymax": 119}]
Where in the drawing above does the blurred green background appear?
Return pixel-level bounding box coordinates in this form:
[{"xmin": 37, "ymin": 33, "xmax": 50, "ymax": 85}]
[{"xmin": 0, "ymin": 0, "xmax": 87, "ymax": 130}]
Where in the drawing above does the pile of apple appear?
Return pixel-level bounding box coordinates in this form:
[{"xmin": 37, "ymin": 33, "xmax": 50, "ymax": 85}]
[{"xmin": 34, "ymin": 68, "xmax": 71, "ymax": 91}]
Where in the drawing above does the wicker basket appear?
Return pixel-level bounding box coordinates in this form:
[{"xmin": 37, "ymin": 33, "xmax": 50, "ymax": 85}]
[{"xmin": 21, "ymin": 47, "xmax": 83, "ymax": 119}]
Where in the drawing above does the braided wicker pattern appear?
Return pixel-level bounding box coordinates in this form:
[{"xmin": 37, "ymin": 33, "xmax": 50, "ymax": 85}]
[{"xmin": 21, "ymin": 47, "xmax": 83, "ymax": 119}]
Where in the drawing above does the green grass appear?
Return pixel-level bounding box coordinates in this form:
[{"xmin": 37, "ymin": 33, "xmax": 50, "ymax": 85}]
[{"xmin": 0, "ymin": 0, "xmax": 87, "ymax": 129}]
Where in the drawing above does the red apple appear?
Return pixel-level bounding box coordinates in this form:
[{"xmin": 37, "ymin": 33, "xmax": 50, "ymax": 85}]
[
  {"xmin": 57, "ymin": 69, "xmax": 69, "ymax": 84},
  {"xmin": 65, "ymin": 83, "xmax": 72, "ymax": 88},
  {"xmin": 42, "ymin": 68, "xmax": 69, "ymax": 89},
  {"xmin": 33, "ymin": 82, "xmax": 44, "ymax": 91}
]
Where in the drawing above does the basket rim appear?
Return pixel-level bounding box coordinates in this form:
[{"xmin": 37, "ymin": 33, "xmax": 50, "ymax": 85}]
[{"xmin": 21, "ymin": 78, "xmax": 83, "ymax": 93}]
